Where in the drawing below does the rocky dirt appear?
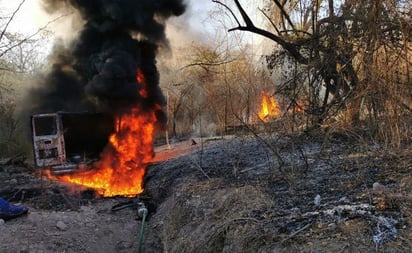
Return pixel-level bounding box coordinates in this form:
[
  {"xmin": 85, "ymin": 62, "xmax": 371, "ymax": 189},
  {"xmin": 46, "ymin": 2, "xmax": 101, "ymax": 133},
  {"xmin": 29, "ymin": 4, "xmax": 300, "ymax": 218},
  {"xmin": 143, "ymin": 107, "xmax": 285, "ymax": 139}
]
[{"xmin": 0, "ymin": 133, "xmax": 411, "ymax": 252}]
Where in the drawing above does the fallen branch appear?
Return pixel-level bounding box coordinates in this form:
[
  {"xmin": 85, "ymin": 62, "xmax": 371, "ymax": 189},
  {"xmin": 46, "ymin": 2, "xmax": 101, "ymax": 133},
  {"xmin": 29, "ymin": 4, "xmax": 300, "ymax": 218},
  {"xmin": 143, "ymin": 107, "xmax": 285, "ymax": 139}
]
[
  {"xmin": 190, "ymin": 161, "xmax": 211, "ymax": 180},
  {"xmin": 280, "ymin": 222, "xmax": 312, "ymax": 244}
]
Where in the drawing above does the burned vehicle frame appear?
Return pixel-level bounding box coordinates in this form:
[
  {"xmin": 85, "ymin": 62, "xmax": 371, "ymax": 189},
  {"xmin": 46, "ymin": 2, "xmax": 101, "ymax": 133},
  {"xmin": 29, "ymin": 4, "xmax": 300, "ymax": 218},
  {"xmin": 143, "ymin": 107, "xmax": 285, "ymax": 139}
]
[{"xmin": 31, "ymin": 112, "xmax": 114, "ymax": 174}]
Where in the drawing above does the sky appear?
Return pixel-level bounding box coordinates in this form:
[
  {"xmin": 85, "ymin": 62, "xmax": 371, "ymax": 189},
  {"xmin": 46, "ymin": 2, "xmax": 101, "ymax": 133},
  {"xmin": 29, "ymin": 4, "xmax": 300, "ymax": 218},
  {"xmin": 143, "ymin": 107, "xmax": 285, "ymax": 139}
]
[
  {"xmin": 0, "ymin": 0, "xmax": 223, "ymax": 67},
  {"xmin": 1, "ymin": 0, "xmax": 217, "ymax": 38},
  {"xmin": 1, "ymin": 0, "xmax": 269, "ymax": 63},
  {"xmin": 1, "ymin": 0, "xmax": 48, "ymax": 34}
]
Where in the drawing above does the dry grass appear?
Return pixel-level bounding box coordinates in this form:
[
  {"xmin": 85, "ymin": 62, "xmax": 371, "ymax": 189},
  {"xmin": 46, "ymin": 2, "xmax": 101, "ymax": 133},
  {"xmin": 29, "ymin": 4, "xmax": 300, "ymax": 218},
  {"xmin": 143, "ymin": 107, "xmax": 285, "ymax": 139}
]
[
  {"xmin": 145, "ymin": 130, "xmax": 412, "ymax": 253},
  {"xmin": 158, "ymin": 178, "xmax": 274, "ymax": 253}
]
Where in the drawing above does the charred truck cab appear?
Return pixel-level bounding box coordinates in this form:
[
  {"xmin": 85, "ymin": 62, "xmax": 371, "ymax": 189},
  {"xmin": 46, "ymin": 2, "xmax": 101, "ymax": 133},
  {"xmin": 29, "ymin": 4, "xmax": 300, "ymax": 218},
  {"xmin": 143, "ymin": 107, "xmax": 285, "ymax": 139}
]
[{"xmin": 31, "ymin": 112, "xmax": 114, "ymax": 174}]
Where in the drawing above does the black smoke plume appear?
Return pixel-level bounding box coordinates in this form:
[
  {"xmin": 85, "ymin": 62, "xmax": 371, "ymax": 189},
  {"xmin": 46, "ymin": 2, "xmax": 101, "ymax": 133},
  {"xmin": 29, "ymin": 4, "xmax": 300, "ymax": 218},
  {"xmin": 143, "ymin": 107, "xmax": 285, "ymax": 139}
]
[{"xmin": 29, "ymin": 0, "xmax": 186, "ymax": 114}]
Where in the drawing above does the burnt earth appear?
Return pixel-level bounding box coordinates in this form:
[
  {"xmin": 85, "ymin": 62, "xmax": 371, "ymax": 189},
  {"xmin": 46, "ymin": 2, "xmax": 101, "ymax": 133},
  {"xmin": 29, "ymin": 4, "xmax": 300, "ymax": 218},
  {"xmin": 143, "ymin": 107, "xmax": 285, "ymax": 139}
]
[{"xmin": 0, "ymin": 134, "xmax": 411, "ymax": 252}]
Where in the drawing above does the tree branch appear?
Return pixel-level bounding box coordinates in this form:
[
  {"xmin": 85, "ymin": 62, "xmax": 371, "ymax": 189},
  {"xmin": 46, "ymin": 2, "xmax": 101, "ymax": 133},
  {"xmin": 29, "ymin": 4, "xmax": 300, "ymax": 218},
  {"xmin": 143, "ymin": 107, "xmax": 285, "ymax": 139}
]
[
  {"xmin": 232, "ymin": 25, "xmax": 308, "ymax": 64},
  {"xmin": 0, "ymin": 13, "xmax": 71, "ymax": 59},
  {"xmin": 0, "ymin": 66, "xmax": 25, "ymax": 74},
  {"xmin": 259, "ymin": 7, "xmax": 280, "ymax": 35},
  {"xmin": 214, "ymin": 0, "xmax": 307, "ymax": 64},
  {"xmin": 270, "ymin": 0, "xmax": 296, "ymax": 31},
  {"xmin": 212, "ymin": 0, "xmax": 241, "ymax": 27},
  {"xmin": 179, "ymin": 58, "xmax": 236, "ymax": 73},
  {"xmin": 0, "ymin": 0, "xmax": 26, "ymax": 43},
  {"xmin": 232, "ymin": 0, "xmax": 254, "ymax": 27}
]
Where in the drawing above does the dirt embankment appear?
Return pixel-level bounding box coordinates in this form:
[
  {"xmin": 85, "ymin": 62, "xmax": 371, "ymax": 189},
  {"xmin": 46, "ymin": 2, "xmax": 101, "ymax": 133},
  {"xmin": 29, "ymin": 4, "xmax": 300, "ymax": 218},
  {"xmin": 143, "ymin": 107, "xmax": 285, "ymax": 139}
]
[{"xmin": 1, "ymin": 135, "xmax": 411, "ymax": 252}]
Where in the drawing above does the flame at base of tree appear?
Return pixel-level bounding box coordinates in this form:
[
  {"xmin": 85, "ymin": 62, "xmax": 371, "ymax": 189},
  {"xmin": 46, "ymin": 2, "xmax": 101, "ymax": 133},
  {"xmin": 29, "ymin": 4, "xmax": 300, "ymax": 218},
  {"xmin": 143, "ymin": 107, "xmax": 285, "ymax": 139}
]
[
  {"xmin": 258, "ymin": 92, "xmax": 281, "ymax": 121},
  {"xmin": 47, "ymin": 105, "xmax": 160, "ymax": 197}
]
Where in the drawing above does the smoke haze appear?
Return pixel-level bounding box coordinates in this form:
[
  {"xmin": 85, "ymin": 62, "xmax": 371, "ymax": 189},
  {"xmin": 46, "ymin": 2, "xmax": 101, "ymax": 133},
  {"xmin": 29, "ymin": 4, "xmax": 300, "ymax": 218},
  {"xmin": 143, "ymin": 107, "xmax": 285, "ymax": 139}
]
[{"xmin": 28, "ymin": 0, "xmax": 186, "ymax": 115}]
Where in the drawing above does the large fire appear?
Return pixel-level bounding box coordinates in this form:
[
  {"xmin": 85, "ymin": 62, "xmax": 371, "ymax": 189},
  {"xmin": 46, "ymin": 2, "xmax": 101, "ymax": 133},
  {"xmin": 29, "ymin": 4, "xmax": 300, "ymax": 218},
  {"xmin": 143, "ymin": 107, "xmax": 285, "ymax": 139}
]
[
  {"xmin": 47, "ymin": 70, "xmax": 160, "ymax": 197},
  {"xmin": 258, "ymin": 92, "xmax": 281, "ymax": 121}
]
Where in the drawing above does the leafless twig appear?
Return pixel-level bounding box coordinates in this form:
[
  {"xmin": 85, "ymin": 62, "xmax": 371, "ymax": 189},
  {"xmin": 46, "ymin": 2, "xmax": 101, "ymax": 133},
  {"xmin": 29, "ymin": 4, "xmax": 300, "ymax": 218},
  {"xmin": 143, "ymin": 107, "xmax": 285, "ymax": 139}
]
[
  {"xmin": 190, "ymin": 160, "xmax": 210, "ymax": 180},
  {"xmin": 0, "ymin": 0, "xmax": 26, "ymax": 43},
  {"xmin": 0, "ymin": 12, "xmax": 72, "ymax": 58},
  {"xmin": 280, "ymin": 222, "xmax": 312, "ymax": 244}
]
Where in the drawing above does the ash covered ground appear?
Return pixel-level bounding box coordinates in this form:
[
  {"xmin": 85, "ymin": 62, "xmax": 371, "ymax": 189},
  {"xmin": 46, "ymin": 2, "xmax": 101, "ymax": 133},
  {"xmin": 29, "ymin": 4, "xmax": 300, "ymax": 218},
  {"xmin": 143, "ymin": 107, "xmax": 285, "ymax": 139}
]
[{"xmin": 0, "ymin": 133, "xmax": 411, "ymax": 252}]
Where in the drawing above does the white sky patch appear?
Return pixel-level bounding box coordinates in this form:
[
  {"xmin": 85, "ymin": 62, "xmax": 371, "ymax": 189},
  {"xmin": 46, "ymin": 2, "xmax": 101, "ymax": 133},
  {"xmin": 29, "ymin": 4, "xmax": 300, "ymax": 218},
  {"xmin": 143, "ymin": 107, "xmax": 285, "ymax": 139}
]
[
  {"xmin": 1, "ymin": 0, "xmax": 48, "ymax": 35},
  {"xmin": 165, "ymin": 0, "xmax": 217, "ymax": 46},
  {"xmin": 1, "ymin": 0, "xmax": 270, "ymax": 63}
]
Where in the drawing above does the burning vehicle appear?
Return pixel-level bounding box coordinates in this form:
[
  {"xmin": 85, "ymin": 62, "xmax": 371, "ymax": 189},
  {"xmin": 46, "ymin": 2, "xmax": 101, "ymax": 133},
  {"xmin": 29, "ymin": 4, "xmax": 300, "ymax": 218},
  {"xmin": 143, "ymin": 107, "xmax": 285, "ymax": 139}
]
[
  {"xmin": 31, "ymin": 107, "xmax": 159, "ymax": 197},
  {"xmin": 27, "ymin": 0, "xmax": 186, "ymax": 198},
  {"xmin": 31, "ymin": 112, "xmax": 114, "ymax": 175}
]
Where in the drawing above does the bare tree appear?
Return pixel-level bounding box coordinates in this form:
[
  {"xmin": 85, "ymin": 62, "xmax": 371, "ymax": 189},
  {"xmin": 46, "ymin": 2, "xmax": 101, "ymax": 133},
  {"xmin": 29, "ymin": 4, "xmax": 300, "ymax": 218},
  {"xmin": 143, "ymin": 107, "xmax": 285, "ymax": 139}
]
[
  {"xmin": 0, "ymin": 0, "xmax": 56, "ymax": 156},
  {"xmin": 159, "ymin": 38, "xmax": 266, "ymax": 138},
  {"xmin": 213, "ymin": 0, "xmax": 412, "ymax": 137}
]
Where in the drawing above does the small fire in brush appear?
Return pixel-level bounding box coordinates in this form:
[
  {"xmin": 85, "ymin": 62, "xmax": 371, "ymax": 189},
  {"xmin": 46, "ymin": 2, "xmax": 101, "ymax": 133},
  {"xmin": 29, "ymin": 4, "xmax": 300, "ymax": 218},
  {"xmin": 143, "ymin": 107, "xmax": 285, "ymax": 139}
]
[{"xmin": 258, "ymin": 92, "xmax": 281, "ymax": 122}]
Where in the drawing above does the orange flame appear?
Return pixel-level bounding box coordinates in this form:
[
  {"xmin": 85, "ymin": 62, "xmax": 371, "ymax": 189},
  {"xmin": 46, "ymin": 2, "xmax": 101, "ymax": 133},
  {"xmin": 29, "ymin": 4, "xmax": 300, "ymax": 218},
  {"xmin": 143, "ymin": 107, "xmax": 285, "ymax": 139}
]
[
  {"xmin": 293, "ymin": 100, "xmax": 305, "ymax": 113},
  {"xmin": 47, "ymin": 69, "xmax": 159, "ymax": 197},
  {"xmin": 258, "ymin": 92, "xmax": 281, "ymax": 121},
  {"xmin": 137, "ymin": 69, "xmax": 148, "ymax": 98}
]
